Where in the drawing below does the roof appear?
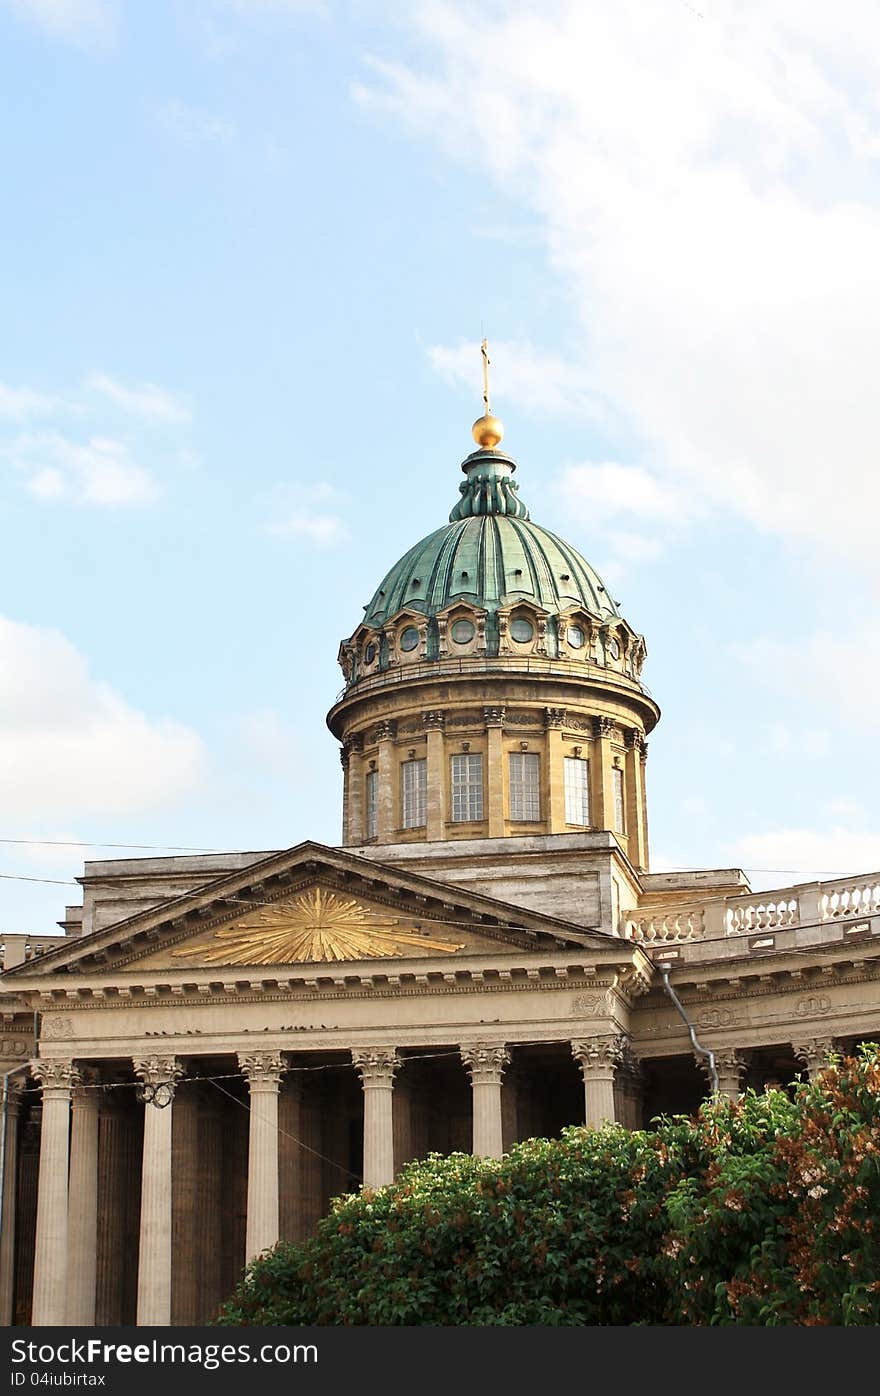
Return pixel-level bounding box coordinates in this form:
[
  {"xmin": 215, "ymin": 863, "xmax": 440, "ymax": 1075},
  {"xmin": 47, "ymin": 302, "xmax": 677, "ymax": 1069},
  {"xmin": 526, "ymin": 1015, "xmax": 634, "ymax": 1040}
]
[{"xmin": 362, "ymin": 446, "xmax": 621, "ymax": 628}]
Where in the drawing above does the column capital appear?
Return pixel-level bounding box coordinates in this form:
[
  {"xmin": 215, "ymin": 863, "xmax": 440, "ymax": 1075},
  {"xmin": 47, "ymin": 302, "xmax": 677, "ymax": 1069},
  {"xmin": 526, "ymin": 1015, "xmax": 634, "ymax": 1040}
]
[
  {"xmin": 793, "ymin": 1037, "xmax": 839, "ymax": 1075},
  {"xmin": 482, "ymin": 705, "xmax": 506, "ymax": 727},
  {"xmin": 352, "ymin": 1047, "xmax": 400, "ymax": 1088},
  {"xmin": 571, "ymin": 1034, "xmax": 627, "ymax": 1078},
  {"xmin": 593, "ymin": 716, "xmax": 614, "ymax": 739},
  {"xmin": 31, "ymin": 1058, "xmax": 79, "ymax": 1096},
  {"xmin": 375, "ymin": 720, "xmax": 397, "ymax": 742},
  {"xmin": 422, "ymin": 708, "xmax": 446, "ymax": 730},
  {"xmin": 703, "ymin": 1048, "xmax": 749, "ymax": 1097},
  {"xmin": 460, "ymin": 1042, "xmax": 510, "ymax": 1085},
  {"xmin": 133, "ymin": 1055, "xmax": 183, "ymax": 1108},
  {"xmin": 544, "ymin": 706, "xmax": 567, "ymax": 729},
  {"xmin": 238, "ymin": 1052, "xmax": 284, "ymax": 1089}
]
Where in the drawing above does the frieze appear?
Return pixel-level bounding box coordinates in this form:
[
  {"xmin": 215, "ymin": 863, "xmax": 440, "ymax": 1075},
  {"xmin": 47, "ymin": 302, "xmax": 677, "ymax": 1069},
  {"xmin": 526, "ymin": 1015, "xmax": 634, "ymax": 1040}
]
[
  {"xmin": 0, "ymin": 1037, "xmax": 30, "ymax": 1058},
  {"xmin": 42, "ymin": 1016, "xmax": 75, "ymax": 1039}
]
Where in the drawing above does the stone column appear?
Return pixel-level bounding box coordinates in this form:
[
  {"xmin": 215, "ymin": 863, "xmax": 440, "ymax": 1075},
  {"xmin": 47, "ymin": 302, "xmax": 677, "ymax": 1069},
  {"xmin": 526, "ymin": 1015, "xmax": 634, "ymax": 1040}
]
[
  {"xmin": 625, "ymin": 730, "xmax": 649, "ymax": 870},
  {"xmin": 460, "ymin": 1043, "xmax": 510, "ymax": 1159},
  {"xmin": 0, "ymin": 1076, "xmax": 25, "ymax": 1325},
  {"xmin": 352, "ymin": 1048, "xmax": 399, "ymax": 1189},
  {"xmin": 239, "ymin": 1052, "xmax": 283, "ymax": 1262},
  {"xmin": 133, "ymin": 1055, "xmax": 182, "ymax": 1327},
  {"xmin": 617, "ymin": 1053, "xmax": 645, "ymax": 1129},
  {"xmin": 342, "ymin": 736, "xmax": 364, "ymax": 845},
  {"xmin": 483, "ymin": 706, "xmax": 506, "ymax": 837},
  {"xmin": 544, "ymin": 708, "xmax": 567, "ymax": 833},
  {"xmin": 31, "ymin": 1059, "xmax": 78, "ymax": 1326},
  {"xmin": 423, "ymin": 711, "xmax": 446, "ymax": 841},
  {"xmin": 709, "ymin": 1049, "xmax": 749, "ymax": 1102},
  {"xmin": 794, "ymin": 1037, "xmax": 839, "ymax": 1079},
  {"xmin": 67, "ymin": 1075, "xmax": 100, "ymax": 1326},
  {"xmin": 572, "ymin": 1036, "xmax": 625, "ymax": 1127},
  {"xmin": 375, "ymin": 721, "xmax": 397, "ymax": 841},
  {"xmin": 590, "ymin": 717, "xmax": 616, "ymax": 833}
]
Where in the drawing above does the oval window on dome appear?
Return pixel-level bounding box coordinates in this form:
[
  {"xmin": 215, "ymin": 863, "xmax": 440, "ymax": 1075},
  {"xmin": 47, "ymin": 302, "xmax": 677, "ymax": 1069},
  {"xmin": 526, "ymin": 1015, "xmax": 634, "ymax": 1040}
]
[
  {"xmin": 607, "ymin": 637, "xmax": 620, "ymax": 660},
  {"xmin": 363, "ymin": 642, "xmax": 377, "ymax": 665},
  {"xmin": 399, "ymin": 626, "xmax": 420, "ymax": 653},
  {"xmin": 451, "ymin": 618, "xmax": 475, "ymax": 644},
  {"xmin": 510, "ymin": 617, "xmax": 534, "ymax": 643},
  {"xmin": 566, "ymin": 625, "xmax": 585, "ymax": 650}
]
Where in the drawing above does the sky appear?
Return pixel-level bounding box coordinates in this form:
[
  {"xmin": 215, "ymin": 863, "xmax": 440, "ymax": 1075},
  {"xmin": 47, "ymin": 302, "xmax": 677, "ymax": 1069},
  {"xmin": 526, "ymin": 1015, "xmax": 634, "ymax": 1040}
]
[{"xmin": 2, "ymin": 0, "xmax": 880, "ymax": 935}]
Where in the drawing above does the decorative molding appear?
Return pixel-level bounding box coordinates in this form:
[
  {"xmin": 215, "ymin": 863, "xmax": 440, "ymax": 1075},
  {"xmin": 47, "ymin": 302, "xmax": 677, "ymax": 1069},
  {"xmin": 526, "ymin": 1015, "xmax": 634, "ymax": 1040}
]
[
  {"xmin": 351, "ymin": 1046, "xmax": 400, "ymax": 1088},
  {"xmin": 460, "ymin": 1042, "xmax": 510, "ymax": 1085}
]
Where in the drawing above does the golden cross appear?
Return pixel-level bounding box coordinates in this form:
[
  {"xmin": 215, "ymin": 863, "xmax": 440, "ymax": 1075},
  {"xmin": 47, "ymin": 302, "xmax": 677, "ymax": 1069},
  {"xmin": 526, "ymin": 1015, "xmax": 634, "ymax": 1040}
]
[{"xmin": 481, "ymin": 337, "xmax": 491, "ymax": 415}]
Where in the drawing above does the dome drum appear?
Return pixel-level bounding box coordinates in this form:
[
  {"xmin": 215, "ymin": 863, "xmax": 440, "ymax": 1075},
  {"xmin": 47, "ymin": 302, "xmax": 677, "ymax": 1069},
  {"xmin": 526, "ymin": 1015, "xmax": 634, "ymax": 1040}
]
[{"xmin": 331, "ymin": 433, "xmax": 658, "ymax": 866}]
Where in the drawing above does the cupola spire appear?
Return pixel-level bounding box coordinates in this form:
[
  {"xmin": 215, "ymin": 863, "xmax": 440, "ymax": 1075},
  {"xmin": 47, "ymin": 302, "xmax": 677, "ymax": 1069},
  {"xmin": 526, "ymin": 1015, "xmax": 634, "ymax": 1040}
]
[{"xmin": 471, "ymin": 338, "xmax": 505, "ymax": 450}]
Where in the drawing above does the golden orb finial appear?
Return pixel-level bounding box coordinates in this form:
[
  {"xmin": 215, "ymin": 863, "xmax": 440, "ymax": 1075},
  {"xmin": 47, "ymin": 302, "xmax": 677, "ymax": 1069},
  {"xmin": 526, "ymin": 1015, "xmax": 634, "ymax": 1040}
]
[
  {"xmin": 472, "ymin": 336, "xmax": 504, "ymax": 449},
  {"xmin": 472, "ymin": 413, "xmax": 505, "ymax": 448}
]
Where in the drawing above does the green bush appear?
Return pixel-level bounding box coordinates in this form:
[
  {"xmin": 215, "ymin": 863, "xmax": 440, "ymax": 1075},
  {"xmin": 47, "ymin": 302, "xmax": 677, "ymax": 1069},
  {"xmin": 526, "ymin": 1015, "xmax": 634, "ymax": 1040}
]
[{"xmin": 215, "ymin": 1045, "xmax": 880, "ymax": 1326}]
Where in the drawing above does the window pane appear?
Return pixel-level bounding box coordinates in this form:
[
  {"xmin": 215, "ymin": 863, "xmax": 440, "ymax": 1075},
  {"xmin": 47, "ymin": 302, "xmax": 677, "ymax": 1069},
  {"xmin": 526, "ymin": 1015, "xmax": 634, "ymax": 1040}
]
[
  {"xmin": 450, "ymin": 752, "xmax": 483, "ymax": 822},
  {"xmin": 564, "ymin": 756, "xmax": 590, "ymax": 826},
  {"xmin": 509, "ymin": 752, "xmax": 540, "ymax": 821},
  {"xmin": 401, "ymin": 758, "xmax": 427, "ymax": 828},
  {"xmin": 366, "ymin": 770, "xmax": 378, "ymax": 839},
  {"xmin": 613, "ymin": 766, "xmax": 625, "ymax": 833}
]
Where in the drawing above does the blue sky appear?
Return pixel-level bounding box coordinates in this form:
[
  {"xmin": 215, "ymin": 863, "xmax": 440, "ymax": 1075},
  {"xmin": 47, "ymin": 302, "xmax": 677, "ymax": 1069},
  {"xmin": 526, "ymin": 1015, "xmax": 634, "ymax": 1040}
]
[{"xmin": 2, "ymin": 0, "xmax": 880, "ymax": 933}]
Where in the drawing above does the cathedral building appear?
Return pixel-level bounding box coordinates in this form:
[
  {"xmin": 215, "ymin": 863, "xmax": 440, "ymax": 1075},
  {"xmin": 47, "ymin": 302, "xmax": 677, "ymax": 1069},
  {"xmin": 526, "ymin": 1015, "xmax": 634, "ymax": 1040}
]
[{"xmin": 1, "ymin": 379, "xmax": 879, "ymax": 1327}]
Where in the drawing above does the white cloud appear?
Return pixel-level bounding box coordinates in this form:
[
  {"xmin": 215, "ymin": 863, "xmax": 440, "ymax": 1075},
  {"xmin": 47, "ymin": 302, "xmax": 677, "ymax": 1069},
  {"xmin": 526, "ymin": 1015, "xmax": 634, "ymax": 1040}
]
[
  {"xmin": 156, "ymin": 100, "xmax": 237, "ymax": 148},
  {"xmin": 730, "ymin": 827, "xmax": 880, "ymax": 884},
  {"xmin": 0, "ymin": 382, "xmax": 62, "ymax": 421},
  {"xmin": 6, "ymin": 0, "xmax": 117, "ymax": 49},
  {"xmin": 0, "ymin": 616, "xmax": 205, "ymax": 821},
  {"xmin": 87, "ymin": 373, "xmax": 191, "ymax": 424},
  {"xmin": 734, "ymin": 628, "xmax": 880, "ymax": 731},
  {"xmin": 4, "ymin": 431, "xmax": 159, "ymax": 505},
  {"xmin": 428, "ymin": 339, "xmax": 598, "ymax": 420},
  {"xmin": 267, "ymin": 481, "xmax": 348, "ymax": 546},
  {"xmin": 363, "ymin": 2, "xmax": 880, "ymax": 573},
  {"xmin": 556, "ymin": 463, "xmax": 692, "ymax": 525}
]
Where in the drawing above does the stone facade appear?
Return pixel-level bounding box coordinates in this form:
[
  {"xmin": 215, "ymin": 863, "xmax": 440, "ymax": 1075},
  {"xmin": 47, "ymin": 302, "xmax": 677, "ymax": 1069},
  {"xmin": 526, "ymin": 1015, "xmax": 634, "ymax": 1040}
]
[{"xmin": 1, "ymin": 423, "xmax": 879, "ymax": 1327}]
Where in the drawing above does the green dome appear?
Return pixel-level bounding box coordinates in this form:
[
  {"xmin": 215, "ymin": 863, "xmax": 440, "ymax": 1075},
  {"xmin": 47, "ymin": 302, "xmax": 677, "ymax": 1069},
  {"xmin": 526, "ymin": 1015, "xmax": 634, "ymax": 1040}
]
[
  {"xmin": 363, "ymin": 514, "xmax": 619, "ymax": 628},
  {"xmin": 362, "ymin": 446, "xmax": 619, "ymax": 628}
]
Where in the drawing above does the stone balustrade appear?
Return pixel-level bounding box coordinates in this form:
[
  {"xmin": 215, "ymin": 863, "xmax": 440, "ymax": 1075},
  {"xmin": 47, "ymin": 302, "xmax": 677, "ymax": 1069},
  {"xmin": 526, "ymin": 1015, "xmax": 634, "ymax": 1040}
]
[{"xmin": 623, "ymin": 872, "xmax": 880, "ymax": 943}]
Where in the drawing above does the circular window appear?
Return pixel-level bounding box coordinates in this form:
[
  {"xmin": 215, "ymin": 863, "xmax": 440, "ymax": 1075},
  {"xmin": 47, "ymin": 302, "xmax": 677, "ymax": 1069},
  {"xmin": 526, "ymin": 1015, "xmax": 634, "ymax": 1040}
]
[
  {"xmin": 363, "ymin": 642, "xmax": 377, "ymax": 665},
  {"xmin": 451, "ymin": 618, "xmax": 475, "ymax": 644},
  {"xmin": 607, "ymin": 637, "xmax": 620, "ymax": 660},
  {"xmin": 399, "ymin": 626, "xmax": 420, "ymax": 653},
  {"xmin": 510, "ymin": 617, "xmax": 534, "ymax": 643},
  {"xmin": 566, "ymin": 625, "xmax": 585, "ymax": 649}
]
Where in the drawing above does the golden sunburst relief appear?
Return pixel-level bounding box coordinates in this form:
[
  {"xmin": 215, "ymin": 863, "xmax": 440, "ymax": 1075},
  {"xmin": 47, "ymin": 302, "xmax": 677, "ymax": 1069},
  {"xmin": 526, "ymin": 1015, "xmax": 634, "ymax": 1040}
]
[{"xmin": 171, "ymin": 886, "xmax": 465, "ymax": 966}]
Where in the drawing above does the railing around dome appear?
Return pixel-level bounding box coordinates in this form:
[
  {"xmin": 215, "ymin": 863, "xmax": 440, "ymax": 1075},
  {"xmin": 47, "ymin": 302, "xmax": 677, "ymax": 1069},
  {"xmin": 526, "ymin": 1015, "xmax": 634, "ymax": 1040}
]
[
  {"xmin": 333, "ymin": 654, "xmax": 653, "ymax": 705},
  {"xmin": 622, "ymin": 873, "xmax": 880, "ymax": 944}
]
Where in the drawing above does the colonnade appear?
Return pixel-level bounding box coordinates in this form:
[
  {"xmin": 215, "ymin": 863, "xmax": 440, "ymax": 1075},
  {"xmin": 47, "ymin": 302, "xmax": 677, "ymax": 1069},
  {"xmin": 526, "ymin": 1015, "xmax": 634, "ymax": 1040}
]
[
  {"xmin": 14, "ymin": 1030, "xmax": 842, "ymax": 1326},
  {"xmin": 19, "ymin": 1035, "xmax": 627, "ymax": 1326}
]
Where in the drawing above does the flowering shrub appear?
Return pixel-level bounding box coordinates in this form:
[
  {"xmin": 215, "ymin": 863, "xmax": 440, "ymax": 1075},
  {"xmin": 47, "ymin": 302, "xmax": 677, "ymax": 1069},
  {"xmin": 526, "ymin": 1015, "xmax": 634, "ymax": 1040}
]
[{"xmin": 215, "ymin": 1045, "xmax": 880, "ymax": 1326}]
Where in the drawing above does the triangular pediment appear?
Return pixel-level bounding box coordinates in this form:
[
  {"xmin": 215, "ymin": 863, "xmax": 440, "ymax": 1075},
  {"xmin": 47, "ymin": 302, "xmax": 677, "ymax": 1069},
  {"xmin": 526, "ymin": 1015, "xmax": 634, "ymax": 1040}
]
[
  {"xmin": 1, "ymin": 840, "xmax": 615, "ymax": 981},
  {"xmin": 133, "ymin": 881, "xmax": 480, "ymax": 971}
]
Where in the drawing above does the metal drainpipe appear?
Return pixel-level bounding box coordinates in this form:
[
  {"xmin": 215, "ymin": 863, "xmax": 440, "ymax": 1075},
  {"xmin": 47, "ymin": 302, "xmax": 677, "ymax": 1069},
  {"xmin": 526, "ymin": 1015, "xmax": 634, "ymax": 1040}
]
[{"xmin": 659, "ymin": 966, "xmax": 719, "ymax": 1097}]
